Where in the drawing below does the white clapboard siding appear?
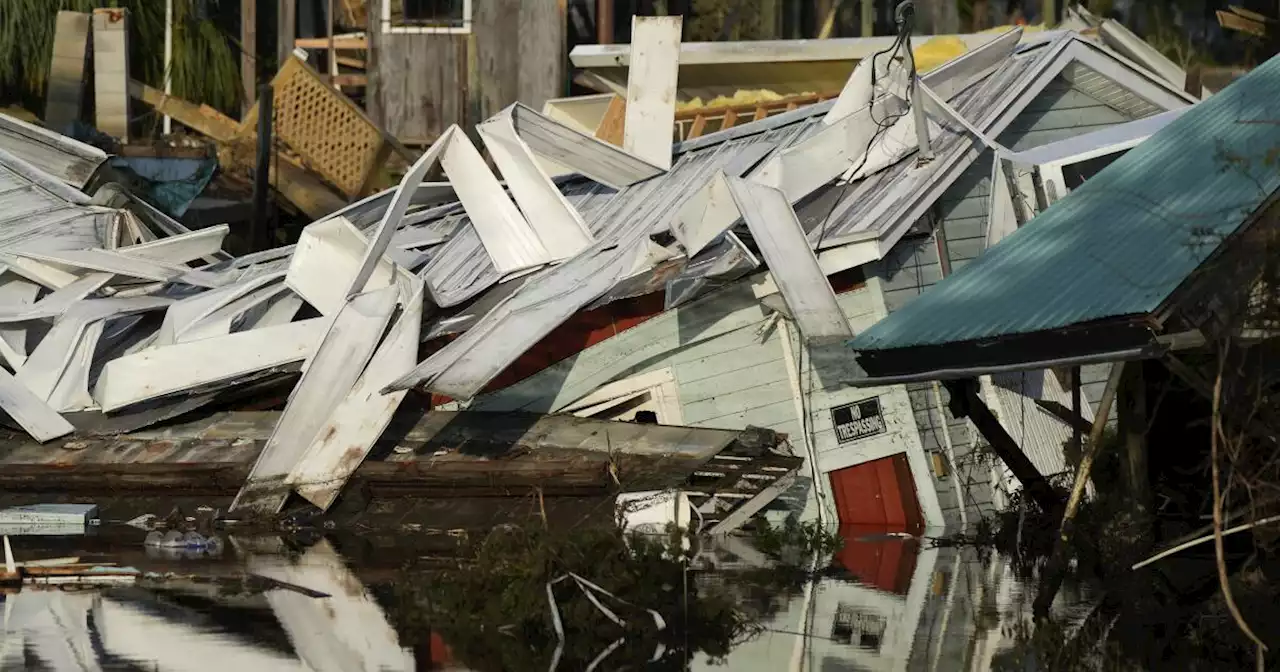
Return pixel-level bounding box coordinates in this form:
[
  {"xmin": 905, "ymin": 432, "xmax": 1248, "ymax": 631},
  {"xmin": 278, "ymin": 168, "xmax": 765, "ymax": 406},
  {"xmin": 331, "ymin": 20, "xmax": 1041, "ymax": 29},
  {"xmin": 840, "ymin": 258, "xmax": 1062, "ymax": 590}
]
[
  {"xmin": 93, "ymin": 318, "xmax": 327, "ymax": 411},
  {"xmin": 232, "ymin": 285, "xmax": 400, "ymax": 514},
  {"xmin": 0, "ymin": 366, "xmax": 74, "ymax": 442},
  {"xmin": 291, "ymin": 284, "xmax": 424, "ymax": 511}
]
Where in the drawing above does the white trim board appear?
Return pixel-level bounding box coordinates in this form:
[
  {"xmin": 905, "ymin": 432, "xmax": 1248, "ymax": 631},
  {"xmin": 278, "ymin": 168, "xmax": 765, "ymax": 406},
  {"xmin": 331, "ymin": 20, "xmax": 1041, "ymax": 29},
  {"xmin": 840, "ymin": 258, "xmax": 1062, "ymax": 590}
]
[
  {"xmin": 380, "ymin": 0, "xmax": 472, "ymax": 34},
  {"xmin": 93, "ymin": 317, "xmax": 327, "ymax": 412},
  {"xmin": 559, "ymin": 367, "xmax": 684, "ymax": 425},
  {"xmin": 231, "ymin": 285, "xmax": 400, "ymax": 515}
]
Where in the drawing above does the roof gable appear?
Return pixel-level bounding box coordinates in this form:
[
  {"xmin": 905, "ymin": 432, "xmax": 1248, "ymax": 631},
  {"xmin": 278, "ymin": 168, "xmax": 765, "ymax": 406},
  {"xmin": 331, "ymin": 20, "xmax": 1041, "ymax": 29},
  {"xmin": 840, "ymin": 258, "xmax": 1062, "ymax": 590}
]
[{"xmin": 851, "ymin": 53, "xmax": 1280, "ymax": 354}]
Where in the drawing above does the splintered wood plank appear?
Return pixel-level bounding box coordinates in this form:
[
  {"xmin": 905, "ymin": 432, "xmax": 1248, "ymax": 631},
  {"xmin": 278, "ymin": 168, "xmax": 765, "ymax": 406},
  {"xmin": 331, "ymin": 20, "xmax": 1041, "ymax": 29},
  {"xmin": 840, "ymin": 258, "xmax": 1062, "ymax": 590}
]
[
  {"xmin": 593, "ymin": 95, "xmax": 626, "ymax": 146},
  {"xmin": 127, "ymin": 80, "xmax": 240, "ymax": 142},
  {"xmin": 623, "ymin": 16, "xmax": 682, "ymax": 169},
  {"xmin": 46, "ymin": 12, "xmax": 91, "ymax": 133},
  {"xmin": 0, "ymin": 367, "xmax": 74, "ymax": 443},
  {"xmin": 92, "ymin": 8, "xmax": 131, "ymax": 141},
  {"xmin": 231, "ymin": 285, "xmax": 400, "ymax": 515}
]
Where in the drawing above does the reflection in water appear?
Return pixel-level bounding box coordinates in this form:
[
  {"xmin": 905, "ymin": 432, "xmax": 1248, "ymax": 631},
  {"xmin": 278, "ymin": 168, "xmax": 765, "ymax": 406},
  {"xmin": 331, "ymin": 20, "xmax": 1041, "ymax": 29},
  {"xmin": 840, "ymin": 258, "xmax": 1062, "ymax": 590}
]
[{"xmin": 0, "ymin": 527, "xmax": 1085, "ymax": 671}]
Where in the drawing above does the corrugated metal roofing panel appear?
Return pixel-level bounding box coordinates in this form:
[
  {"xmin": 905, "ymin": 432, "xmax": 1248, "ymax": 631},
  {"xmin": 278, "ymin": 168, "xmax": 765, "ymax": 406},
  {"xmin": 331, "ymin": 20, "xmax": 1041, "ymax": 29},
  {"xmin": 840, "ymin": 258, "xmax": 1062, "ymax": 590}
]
[
  {"xmin": 852, "ymin": 53, "xmax": 1280, "ymax": 352},
  {"xmin": 812, "ymin": 46, "xmax": 1052, "ymax": 245},
  {"xmin": 0, "ymin": 156, "xmax": 110, "ymax": 255},
  {"xmin": 0, "ymin": 113, "xmax": 107, "ymax": 189}
]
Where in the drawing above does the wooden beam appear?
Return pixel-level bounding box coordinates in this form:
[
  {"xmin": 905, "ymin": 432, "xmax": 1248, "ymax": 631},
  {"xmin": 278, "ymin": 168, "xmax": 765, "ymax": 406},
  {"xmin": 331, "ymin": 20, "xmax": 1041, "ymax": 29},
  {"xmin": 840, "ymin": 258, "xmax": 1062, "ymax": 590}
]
[
  {"xmin": 336, "ymin": 55, "xmax": 366, "ymax": 69},
  {"xmin": 1217, "ymin": 9, "xmax": 1269, "ymax": 37},
  {"xmin": 593, "ymin": 94, "xmax": 626, "ymax": 145},
  {"xmin": 327, "ymin": 0, "xmax": 337, "ymax": 83},
  {"xmin": 294, "ymin": 36, "xmax": 367, "ymax": 49},
  {"xmin": 319, "ymin": 73, "xmax": 368, "ymax": 86},
  {"xmin": 1034, "ymin": 399, "xmax": 1093, "ymax": 437},
  {"xmin": 1118, "ymin": 360, "xmax": 1150, "ymax": 509},
  {"xmin": 128, "ymin": 79, "xmax": 240, "ymax": 141},
  {"xmin": 688, "ymin": 114, "xmax": 707, "ymax": 138},
  {"xmin": 944, "ymin": 379, "xmax": 1063, "ymax": 513},
  {"xmin": 242, "ymin": 0, "xmax": 256, "ymax": 117}
]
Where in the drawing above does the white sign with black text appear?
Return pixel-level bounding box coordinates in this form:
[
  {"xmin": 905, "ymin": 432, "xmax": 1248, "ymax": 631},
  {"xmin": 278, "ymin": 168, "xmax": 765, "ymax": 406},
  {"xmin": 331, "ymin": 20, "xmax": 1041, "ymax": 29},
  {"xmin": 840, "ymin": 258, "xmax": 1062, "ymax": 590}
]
[{"xmin": 830, "ymin": 397, "xmax": 887, "ymax": 444}]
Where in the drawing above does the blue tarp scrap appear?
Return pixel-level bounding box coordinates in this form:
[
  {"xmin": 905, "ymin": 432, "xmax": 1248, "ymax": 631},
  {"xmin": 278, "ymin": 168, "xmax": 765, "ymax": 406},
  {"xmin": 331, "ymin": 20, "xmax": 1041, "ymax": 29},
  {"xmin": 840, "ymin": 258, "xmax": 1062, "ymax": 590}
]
[{"xmin": 107, "ymin": 155, "xmax": 218, "ymax": 218}]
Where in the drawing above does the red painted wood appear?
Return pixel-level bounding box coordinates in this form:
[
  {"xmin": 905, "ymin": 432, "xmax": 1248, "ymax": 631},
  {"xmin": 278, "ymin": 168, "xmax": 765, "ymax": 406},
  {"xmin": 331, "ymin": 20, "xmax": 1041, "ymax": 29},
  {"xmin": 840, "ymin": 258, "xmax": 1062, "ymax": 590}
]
[
  {"xmin": 422, "ymin": 266, "xmax": 868, "ymax": 408},
  {"xmin": 891, "ymin": 453, "xmax": 925, "ymax": 534},
  {"xmin": 874, "ymin": 456, "xmax": 908, "ymax": 528},
  {"xmin": 834, "ymin": 524, "xmax": 920, "ymax": 595},
  {"xmin": 829, "ymin": 453, "xmax": 924, "ymax": 531}
]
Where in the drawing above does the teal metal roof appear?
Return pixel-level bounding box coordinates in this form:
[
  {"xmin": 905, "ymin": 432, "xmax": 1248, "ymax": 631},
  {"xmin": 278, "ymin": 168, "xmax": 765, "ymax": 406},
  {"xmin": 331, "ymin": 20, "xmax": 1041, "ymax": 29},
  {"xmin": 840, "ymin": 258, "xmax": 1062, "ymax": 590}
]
[{"xmin": 851, "ymin": 54, "xmax": 1280, "ymax": 353}]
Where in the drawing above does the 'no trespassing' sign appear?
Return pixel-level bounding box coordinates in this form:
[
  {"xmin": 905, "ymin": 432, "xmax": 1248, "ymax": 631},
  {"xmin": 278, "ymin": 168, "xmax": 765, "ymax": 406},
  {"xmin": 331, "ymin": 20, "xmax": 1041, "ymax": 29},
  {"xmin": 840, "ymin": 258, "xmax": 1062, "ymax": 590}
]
[{"xmin": 831, "ymin": 397, "xmax": 886, "ymax": 444}]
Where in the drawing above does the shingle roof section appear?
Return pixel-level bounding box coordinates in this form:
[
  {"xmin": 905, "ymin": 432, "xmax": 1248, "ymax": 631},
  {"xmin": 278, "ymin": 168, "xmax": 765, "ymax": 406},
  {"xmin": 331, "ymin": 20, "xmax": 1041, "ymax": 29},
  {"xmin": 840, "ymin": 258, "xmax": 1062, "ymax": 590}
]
[{"xmin": 852, "ymin": 53, "xmax": 1280, "ymax": 352}]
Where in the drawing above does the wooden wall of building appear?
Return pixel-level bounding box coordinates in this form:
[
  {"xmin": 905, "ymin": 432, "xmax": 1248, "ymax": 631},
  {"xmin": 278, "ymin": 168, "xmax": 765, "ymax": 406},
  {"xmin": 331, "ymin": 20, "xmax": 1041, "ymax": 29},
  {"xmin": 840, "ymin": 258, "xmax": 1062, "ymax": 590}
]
[{"xmin": 367, "ymin": 0, "xmax": 564, "ymax": 145}]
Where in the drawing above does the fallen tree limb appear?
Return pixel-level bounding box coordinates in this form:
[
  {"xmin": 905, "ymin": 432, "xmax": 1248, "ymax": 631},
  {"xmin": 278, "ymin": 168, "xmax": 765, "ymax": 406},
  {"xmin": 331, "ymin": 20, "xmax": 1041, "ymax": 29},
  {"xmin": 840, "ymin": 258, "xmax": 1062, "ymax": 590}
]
[{"xmin": 1132, "ymin": 513, "xmax": 1280, "ymax": 570}]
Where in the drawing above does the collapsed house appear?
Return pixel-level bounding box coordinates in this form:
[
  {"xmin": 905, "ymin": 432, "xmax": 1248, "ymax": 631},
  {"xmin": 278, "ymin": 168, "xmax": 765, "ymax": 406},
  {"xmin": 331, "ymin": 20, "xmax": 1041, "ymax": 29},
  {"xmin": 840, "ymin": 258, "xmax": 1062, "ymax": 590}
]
[
  {"xmin": 0, "ymin": 9, "xmax": 1207, "ymax": 531},
  {"xmin": 846, "ymin": 50, "xmax": 1280, "ymax": 515}
]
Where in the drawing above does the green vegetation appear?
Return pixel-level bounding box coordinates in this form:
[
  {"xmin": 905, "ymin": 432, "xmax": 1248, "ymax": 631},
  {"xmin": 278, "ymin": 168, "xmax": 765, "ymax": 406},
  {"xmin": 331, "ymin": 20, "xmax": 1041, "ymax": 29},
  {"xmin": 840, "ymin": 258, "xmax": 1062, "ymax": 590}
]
[
  {"xmin": 0, "ymin": 0, "xmax": 241, "ymax": 119},
  {"xmin": 391, "ymin": 525, "xmax": 811, "ymax": 671}
]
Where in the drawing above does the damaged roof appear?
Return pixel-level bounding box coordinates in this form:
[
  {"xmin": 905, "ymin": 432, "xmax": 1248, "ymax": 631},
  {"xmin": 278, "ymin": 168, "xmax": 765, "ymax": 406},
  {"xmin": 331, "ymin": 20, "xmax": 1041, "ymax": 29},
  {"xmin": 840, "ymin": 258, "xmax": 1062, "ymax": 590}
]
[
  {"xmin": 0, "ymin": 112, "xmax": 107, "ymax": 189},
  {"xmin": 0, "ymin": 19, "xmax": 1208, "ymax": 517},
  {"xmin": 850, "ymin": 53, "xmax": 1280, "ymax": 368}
]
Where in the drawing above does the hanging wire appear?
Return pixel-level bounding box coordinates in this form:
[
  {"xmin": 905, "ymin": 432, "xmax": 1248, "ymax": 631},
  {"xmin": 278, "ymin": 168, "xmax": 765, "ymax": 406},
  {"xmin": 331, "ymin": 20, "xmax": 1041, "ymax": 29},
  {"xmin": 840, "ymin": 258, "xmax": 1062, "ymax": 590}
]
[{"xmin": 811, "ymin": 0, "xmax": 919, "ymax": 251}]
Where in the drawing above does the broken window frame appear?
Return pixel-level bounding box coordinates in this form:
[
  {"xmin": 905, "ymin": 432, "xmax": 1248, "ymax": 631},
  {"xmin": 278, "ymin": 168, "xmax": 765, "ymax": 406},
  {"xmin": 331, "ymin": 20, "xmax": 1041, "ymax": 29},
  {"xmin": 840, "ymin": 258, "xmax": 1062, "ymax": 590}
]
[
  {"xmin": 382, "ymin": 0, "xmax": 472, "ymax": 34},
  {"xmin": 558, "ymin": 368, "xmax": 684, "ymax": 425}
]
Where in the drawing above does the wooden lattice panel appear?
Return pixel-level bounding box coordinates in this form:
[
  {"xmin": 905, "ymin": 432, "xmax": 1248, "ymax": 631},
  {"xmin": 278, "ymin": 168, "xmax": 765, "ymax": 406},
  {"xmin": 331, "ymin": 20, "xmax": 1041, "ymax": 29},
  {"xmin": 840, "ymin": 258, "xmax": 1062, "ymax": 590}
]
[{"xmin": 242, "ymin": 57, "xmax": 385, "ymax": 198}]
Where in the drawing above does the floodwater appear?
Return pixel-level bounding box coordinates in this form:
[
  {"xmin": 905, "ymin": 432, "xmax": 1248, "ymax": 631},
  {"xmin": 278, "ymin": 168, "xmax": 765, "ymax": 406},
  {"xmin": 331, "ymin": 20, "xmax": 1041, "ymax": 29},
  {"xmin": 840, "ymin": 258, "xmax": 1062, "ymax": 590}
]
[{"xmin": 0, "ymin": 523, "xmax": 1111, "ymax": 672}]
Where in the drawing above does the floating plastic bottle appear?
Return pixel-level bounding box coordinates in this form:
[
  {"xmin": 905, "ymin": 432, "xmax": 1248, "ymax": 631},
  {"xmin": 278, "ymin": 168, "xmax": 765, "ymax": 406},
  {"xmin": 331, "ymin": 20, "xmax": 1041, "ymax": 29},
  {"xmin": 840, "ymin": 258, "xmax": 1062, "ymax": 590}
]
[
  {"xmin": 160, "ymin": 530, "xmax": 184, "ymax": 548},
  {"xmin": 182, "ymin": 531, "xmax": 206, "ymax": 548},
  {"xmin": 144, "ymin": 530, "xmax": 164, "ymax": 547}
]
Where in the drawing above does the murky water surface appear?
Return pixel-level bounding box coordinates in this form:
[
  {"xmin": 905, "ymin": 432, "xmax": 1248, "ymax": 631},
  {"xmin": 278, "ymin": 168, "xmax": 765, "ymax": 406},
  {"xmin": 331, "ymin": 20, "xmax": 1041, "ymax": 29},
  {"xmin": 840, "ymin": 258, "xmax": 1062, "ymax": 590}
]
[{"xmin": 0, "ymin": 525, "xmax": 1092, "ymax": 671}]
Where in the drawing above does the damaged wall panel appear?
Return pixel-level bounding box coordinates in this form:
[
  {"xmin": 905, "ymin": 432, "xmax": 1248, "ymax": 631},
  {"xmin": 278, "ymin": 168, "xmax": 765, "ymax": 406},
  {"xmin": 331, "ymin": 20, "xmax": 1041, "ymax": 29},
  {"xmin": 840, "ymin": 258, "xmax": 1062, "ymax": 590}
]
[
  {"xmin": 93, "ymin": 318, "xmax": 327, "ymax": 412},
  {"xmin": 623, "ymin": 16, "xmax": 682, "ymax": 170},
  {"xmin": 232, "ymin": 285, "xmax": 400, "ymax": 514}
]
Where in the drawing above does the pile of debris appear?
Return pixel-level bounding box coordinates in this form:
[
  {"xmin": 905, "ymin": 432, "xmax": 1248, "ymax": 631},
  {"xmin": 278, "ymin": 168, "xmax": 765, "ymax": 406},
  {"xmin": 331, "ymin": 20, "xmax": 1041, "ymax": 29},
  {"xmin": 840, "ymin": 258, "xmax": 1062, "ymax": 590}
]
[{"xmin": 0, "ymin": 3, "xmax": 1217, "ymax": 533}]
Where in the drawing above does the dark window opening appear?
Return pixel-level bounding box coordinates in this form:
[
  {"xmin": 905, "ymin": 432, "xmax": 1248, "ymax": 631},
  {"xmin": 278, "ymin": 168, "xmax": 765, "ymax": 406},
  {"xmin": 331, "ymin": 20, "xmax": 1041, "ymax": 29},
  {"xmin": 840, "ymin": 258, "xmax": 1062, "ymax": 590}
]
[{"xmin": 393, "ymin": 0, "xmax": 466, "ymax": 28}]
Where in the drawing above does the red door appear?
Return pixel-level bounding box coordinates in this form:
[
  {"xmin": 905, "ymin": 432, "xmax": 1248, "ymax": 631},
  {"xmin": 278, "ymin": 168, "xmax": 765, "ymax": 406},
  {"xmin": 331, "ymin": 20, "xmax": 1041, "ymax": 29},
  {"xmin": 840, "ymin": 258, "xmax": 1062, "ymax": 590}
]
[{"xmin": 828, "ymin": 453, "xmax": 924, "ymax": 532}]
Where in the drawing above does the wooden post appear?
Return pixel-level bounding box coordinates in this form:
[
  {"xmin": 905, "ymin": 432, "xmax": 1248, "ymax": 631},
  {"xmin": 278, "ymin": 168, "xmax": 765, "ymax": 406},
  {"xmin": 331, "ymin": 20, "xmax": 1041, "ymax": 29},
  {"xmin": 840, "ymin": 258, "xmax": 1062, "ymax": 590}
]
[
  {"xmin": 597, "ymin": 0, "xmax": 614, "ymax": 44},
  {"xmin": 1044, "ymin": 0, "xmax": 1056, "ymax": 27},
  {"xmin": 1071, "ymin": 365, "xmax": 1082, "ymax": 456},
  {"xmin": 861, "ymin": 0, "xmax": 875, "ymax": 36},
  {"xmin": 278, "ymin": 0, "xmax": 297, "ymax": 71},
  {"xmin": 252, "ymin": 85, "xmax": 274, "ymax": 253},
  {"xmin": 241, "ymin": 0, "xmax": 257, "ymax": 117},
  {"xmin": 943, "ymin": 379, "xmax": 1063, "ymax": 514},
  {"xmin": 327, "ymin": 0, "xmax": 337, "ymax": 86},
  {"xmin": 1119, "ymin": 361, "xmax": 1150, "ymax": 509}
]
